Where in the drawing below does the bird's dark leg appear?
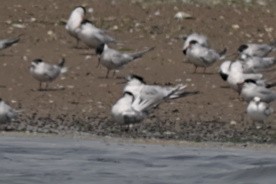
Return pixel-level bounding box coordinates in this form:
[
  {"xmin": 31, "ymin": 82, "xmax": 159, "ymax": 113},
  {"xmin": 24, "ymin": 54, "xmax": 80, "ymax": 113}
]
[
  {"xmin": 193, "ymin": 65, "xmax": 198, "ymax": 73},
  {"xmin": 38, "ymin": 82, "xmax": 42, "ymax": 91},
  {"xmin": 75, "ymin": 38, "xmax": 79, "ymax": 48},
  {"xmin": 96, "ymin": 57, "xmax": 101, "ymax": 68},
  {"xmin": 112, "ymin": 70, "xmax": 116, "ymax": 77},
  {"xmin": 105, "ymin": 69, "xmax": 110, "ymax": 78},
  {"xmin": 45, "ymin": 83, "xmax": 49, "ymax": 91},
  {"xmin": 203, "ymin": 67, "xmax": 207, "ymax": 73}
]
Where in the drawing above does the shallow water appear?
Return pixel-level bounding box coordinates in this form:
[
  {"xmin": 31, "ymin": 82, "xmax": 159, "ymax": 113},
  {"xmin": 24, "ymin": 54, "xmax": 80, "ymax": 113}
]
[{"xmin": 0, "ymin": 136, "xmax": 276, "ymax": 184}]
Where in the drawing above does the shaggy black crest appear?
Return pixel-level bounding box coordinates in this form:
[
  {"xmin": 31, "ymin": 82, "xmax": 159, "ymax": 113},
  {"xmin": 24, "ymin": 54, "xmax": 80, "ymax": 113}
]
[
  {"xmin": 238, "ymin": 44, "xmax": 248, "ymax": 53},
  {"xmin": 33, "ymin": 58, "xmax": 43, "ymax": 64},
  {"xmin": 244, "ymin": 79, "xmax": 257, "ymax": 84},
  {"xmin": 96, "ymin": 44, "xmax": 105, "ymax": 55},
  {"xmin": 189, "ymin": 40, "xmax": 198, "ymax": 45},
  {"xmin": 130, "ymin": 74, "xmax": 145, "ymax": 83}
]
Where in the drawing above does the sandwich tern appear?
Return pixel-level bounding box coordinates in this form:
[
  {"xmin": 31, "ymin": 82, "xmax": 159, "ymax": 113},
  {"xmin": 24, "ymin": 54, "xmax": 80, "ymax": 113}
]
[
  {"xmin": 219, "ymin": 60, "xmax": 263, "ymax": 91},
  {"xmin": 184, "ymin": 40, "xmax": 226, "ymax": 73},
  {"xmin": 124, "ymin": 75, "xmax": 198, "ymax": 106},
  {"xmin": 65, "ymin": 6, "xmax": 86, "ymax": 48},
  {"xmin": 0, "ymin": 35, "xmax": 20, "ymax": 51},
  {"xmin": 75, "ymin": 19, "xmax": 115, "ymax": 50},
  {"xmin": 238, "ymin": 41, "xmax": 276, "ymax": 59},
  {"xmin": 182, "ymin": 33, "xmax": 209, "ymax": 54},
  {"xmin": 96, "ymin": 44, "xmax": 154, "ymax": 78},
  {"xmin": 0, "ymin": 98, "xmax": 17, "ymax": 123},
  {"xmin": 238, "ymin": 79, "xmax": 276, "ymax": 103},
  {"xmin": 247, "ymin": 96, "xmax": 274, "ymax": 122},
  {"xmin": 111, "ymin": 91, "xmax": 148, "ymax": 124},
  {"xmin": 29, "ymin": 58, "xmax": 67, "ymax": 90},
  {"xmin": 241, "ymin": 56, "xmax": 276, "ymax": 73},
  {"xmin": 112, "ymin": 75, "xmax": 198, "ymax": 124}
]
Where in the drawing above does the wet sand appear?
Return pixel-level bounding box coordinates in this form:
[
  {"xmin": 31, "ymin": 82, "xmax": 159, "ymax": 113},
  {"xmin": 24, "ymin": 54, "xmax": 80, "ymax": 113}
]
[{"xmin": 0, "ymin": 0, "xmax": 275, "ymax": 143}]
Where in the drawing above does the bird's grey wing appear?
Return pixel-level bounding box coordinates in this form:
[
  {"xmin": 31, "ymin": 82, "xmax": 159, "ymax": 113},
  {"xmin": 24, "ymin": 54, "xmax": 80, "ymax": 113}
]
[
  {"xmin": 128, "ymin": 47, "xmax": 154, "ymax": 60},
  {"xmin": 132, "ymin": 95, "xmax": 158, "ymax": 112},
  {"xmin": 111, "ymin": 52, "xmax": 133, "ymax": 66},
  {"xmin": 43, "ymin": 65, "xmax": 59, "ymax": 80},
  {"xmin": 257, "ymin": 87, "xmax": 276, "ymax": 98},
  {"xmin": 255, "ymin": 45, "xmax": 272, "ymax": 56},
  {"xmin": 0, "ymin": 37, "xmax": 20, "ymax": 50},
  {"xmin": 94, "ymin": 28, "xmax": 115, "ymax": 43},
  {"xmin": 199, "ymin": 48, "xmax": 219, "ymax": 64}
]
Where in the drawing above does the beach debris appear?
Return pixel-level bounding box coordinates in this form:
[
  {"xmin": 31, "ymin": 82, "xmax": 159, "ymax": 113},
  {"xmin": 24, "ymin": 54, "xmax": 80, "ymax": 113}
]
[{"xmin": 174, "ymin": 11, "xmax": 193, "ymax": 20}]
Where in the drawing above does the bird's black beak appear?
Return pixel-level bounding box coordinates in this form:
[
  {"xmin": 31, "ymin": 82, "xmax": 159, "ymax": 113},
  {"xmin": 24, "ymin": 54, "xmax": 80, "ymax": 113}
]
[
  {"xmin": 183, "ymin": 49, "xmax": 187, "ymax": 55},
  {"xmin": 219, "ymin": 71, "xmax": 228, "ymax": 81}
]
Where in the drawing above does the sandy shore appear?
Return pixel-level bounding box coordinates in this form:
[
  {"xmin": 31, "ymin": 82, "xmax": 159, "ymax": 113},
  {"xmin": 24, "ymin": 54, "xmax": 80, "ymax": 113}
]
[{"xmin": 0, "ymin": 0, "xmax": 275, "ymax": 143}]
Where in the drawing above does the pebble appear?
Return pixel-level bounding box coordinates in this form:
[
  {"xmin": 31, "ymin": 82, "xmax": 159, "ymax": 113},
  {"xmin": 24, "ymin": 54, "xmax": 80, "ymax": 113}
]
[{"xmin": 174, "ymin": 11, "xmax": 193, "ymax": 20}]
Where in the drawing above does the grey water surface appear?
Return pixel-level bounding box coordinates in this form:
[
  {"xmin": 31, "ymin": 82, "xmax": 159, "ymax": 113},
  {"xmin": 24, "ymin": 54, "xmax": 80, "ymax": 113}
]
[{"xmin": 0, "ymin": 136, "xmax": 276, "ymax": 184}]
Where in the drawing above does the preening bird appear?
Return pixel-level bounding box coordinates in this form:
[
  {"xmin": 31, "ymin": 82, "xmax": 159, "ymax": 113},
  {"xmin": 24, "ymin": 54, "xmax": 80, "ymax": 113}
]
[
  {"xmin": 111, "ymin": 75, "xmax": 198, "ymax": 124},
  {"xmin": 65, "ymin": 6, "xmax": 86, "ymax": 47},
  {"xmin": 75, "ymin": 19, "xmax": 115, "ymax": 50}
]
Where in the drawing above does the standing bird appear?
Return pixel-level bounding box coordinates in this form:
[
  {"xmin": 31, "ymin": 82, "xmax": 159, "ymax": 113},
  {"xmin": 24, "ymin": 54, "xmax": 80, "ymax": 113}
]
[
  {"xmin": 29, "ymin": 58, "xmax": 67, "ymax": 90},
  {"xmin": 247, "ymin": 97, "xmax": 274, "ymax": 123},
  {"xmin": 182, "ymin": 33, "xmax": 209, "ymax": 54},
  {"xmin": 238, "ymin": 41, "xmax": 276, "ymax": 59},
  {"xmin": 96, "ymin": 44, "xmax": 154, "ymax": 78},
  {"xmin": 75, "ymin": 19, "xmax": 115, "ymax": 50},
  {"xmin": 0, "ymin": 98, "xmax": 17, "ymax": 123},
  {"xmin": 65, "ymin": 6, "xmax": 86, "ymax": 48},
  {"xmin": 184, "ymin": 40, "xmax": 226, "ymax": 73}
]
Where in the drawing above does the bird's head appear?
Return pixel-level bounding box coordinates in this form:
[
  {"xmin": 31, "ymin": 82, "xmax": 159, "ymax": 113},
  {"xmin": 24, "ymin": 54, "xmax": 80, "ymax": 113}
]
[{"xmin": 96, "ymin": 43, "xmax": 105, "ymax": 55}]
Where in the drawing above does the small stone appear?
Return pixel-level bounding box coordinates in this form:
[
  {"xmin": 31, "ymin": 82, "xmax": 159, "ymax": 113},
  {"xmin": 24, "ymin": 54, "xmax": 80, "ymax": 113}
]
[
  {"xmin": 30, "ymin": 17, "xmax": 36, "ymax": 22},
  {"xmin": 154, "ymin": 10, "xmax": 160, "ymax": 16},
  {"xmin": 85, "ymin": 55, "xmax": 92, "ymax": 60},
  {"xmin": 232, "ymin": 24, "xmax": 240, "ymax": 30},
  {"xmin": 88, "ymin": 8, "xmax": 94, "ymax": 13},
  {"xmin": 112, "ymin": 25, "xmax": 118, "ymax": 30},
  {"xmin": 22, "ymin": 56, "xmax": 28, "ymax": 61},
  {"xmin": 230, "ymin": 120, "xmax": 237, "ymax": 125},
  {"xmin": 12, "ymin": 23, "xmax": 26, "ymax": 29},
  {"xmin": 174, "ymin": 11, "xmax": 193, "ymax": 20}
]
